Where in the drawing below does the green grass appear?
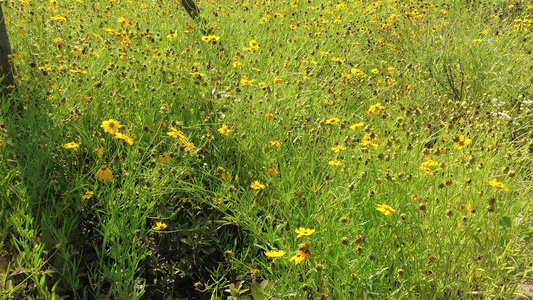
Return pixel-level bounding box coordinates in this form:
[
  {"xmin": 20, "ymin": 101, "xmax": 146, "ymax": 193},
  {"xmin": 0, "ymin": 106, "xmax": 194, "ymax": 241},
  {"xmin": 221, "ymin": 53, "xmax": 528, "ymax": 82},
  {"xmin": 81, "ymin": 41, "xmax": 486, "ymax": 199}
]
[{"xmin": 0, "ymin": 0, "xmax": 532, "ymax": 299}]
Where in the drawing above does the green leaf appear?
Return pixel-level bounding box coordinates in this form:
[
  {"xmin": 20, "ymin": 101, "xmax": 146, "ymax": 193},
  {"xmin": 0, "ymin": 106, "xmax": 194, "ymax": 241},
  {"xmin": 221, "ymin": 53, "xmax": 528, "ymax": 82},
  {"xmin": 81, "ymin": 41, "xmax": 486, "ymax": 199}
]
[
  {"xmin": 499, "ymin": 216, "xmax": 512, "ymax": 229},
  {"xmin": 471, "ymin": 233, "xmax": 483, "ymax": 247},
  {"xmin": 251, "ymin": 280, "xmax": 266, "ymax": 300}
]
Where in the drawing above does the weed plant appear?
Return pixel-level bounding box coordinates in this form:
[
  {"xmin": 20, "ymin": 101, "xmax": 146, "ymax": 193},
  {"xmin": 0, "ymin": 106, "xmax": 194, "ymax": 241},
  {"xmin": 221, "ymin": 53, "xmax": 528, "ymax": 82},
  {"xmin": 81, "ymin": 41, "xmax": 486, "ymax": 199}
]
[{"xmin": 0, "ymin": 0, "xmax": 532, "ymax": 299}]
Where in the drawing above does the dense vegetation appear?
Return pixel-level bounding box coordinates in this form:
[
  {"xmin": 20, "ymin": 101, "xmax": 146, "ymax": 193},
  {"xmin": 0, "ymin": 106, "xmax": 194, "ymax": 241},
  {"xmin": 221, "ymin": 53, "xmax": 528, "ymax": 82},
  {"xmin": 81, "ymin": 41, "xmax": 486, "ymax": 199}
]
[{"xmin": 0, "ymin": 0, "xmax": 532, "ymax": 299}]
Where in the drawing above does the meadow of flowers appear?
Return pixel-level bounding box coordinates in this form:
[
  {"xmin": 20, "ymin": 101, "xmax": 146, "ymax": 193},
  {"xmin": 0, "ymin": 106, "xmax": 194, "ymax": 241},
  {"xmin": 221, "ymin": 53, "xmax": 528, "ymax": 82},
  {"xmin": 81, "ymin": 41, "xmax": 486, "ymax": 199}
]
[{"xmin": 0, "ymin": 0, "xmax": 532, "ymax": 298}]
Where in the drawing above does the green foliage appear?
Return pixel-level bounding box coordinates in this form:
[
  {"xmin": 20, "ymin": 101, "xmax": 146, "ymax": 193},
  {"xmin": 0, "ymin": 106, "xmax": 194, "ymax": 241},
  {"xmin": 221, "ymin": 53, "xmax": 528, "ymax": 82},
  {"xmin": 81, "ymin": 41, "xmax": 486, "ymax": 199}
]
[{"xmin": 0, "ymin": 0, "xmax": 533, "ymax": 299}]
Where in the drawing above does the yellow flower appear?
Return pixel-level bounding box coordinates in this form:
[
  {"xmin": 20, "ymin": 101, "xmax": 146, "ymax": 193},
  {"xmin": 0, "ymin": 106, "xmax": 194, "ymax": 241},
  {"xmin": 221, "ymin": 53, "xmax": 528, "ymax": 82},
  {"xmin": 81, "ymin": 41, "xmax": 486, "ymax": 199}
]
[
  {"xmin": 274, "ymin": 76, "xmax": 283, "ymax": 84},
  {"xmin": 119, "ymin": 53, "xmax": 129, "ymax": 62},
  {"xmin": 289, "ymin": 250, "xmax": 311, "ymax": 265},
  {"xmin": 95, "ymin": 165, "xmax": 113, "ymax": 184},
  {"xmin": 63, "ymin": 142, "xmax": 80, "ymax": 151},
  {"xmin": 117, "ymin": 17, "xmax": 132, "ymax": 27},
  {"xmin": 376, "ymin": 204, "xmax": 395, "ymax": 216},
  {"xmin": 362, "ymin": 133, "xmax": 380, "ymax": 150},
  {"xmin": 350, "ymin": 122, "xmax": 364, "ymax": 130},
  {"xmin": 454, "ymin": 135, "xmax": 471, "ymax": 149},
  {"xmin": 328, "ymin": 160, "xmax": 342, "ymax": 166},
  {"xmin": 269, "ymin": 141, "xmax": 281, "ymax": 148},
  {"xmin": 69, "ymin": 69, "xmax": 87, "ymax": 74},
  {"xmin": 264, "ymin": 250, "xmax": 285, "ymax": 259},
  {"xmin": 249, "ymin": 39, "xmax": 259, "ymax": 50},
  {"xmin": 115, "ymin": 133, "xmax": 134, "ymax": 145},
  {"xmin": 371, "ymin": 68, "xmax": 379, "ymax": 74},
  {"xmin": 488, "ymin": 179, "xmax": 509, "ymax": 191},
  {"xmin": 331, "ymin": 57, "xmax": 344, "ymax": 64},
  {"xmin": 201, "ymin": 35, "xmax": 220, "ymax": 43},
  {"xmin": 167, "ymin": 127, "xmax": 185, "ymax": 139},
  {"xmin": 82, "ymin": 191, "xmax": 94, "ymax": 200},
  {"xmin": 93, "ymin": 147, "xmax": 104, "ymax": 156},
  {"xmin": 325, "ymin": 118, "xmax": 340, "ymax": 125},
  {"xmin": 330, "ymin": 145, "xmax": 346, "ymax": 152},
  {"xmin": 365, "ymin": 103, "xmax": 385, "ymax": 118},
  {"xmin": 153, "ymin": 222, "xmax": 167, "ymax": 231},
  {"xmin": 71, "ymin": 46, "xmax": 82, "ymax": 56},
  {"xmin": 158, "ymin": 152, "xmax": 170, "ymax": 164},
  {"xmin": 265, "ymin": 113, "xmax": 274, "ymax": 120},
  {"xmin": 218, "ymin": 124, "xmax": 232, "ymax": 136},
  {"xmin": 419, "ymin": 166, "xmax": 434, "ymax": 177},
  {"xmin": 101, "ymin": 119, "xmax": 123, "ymax": 135},
  {"xmin": 295, "ymin": 227, "xmax": 315, "ymax": 238},
  {"xmin": 240, "ymin": 76, "xmax": 254, "ymax": 86},
  {"xmin": 351, "ymin": 68, "xmax": 367, "ymax": 78},
  {"xmin": 250, "ymin": 180, "xmax": 266, "ymax": 190},
  {"xmin": 50, "ymin": 14, "xmax": 68, "ymax": 22},
  {"xmin": 268, "ymin": 168, "xmax": 279, "ymax": 175},
  {"xmin": 184, "ymin": 142, "xmax": 196, "ymax": 153},
  {"xmin": 0, "ymin": 140, "xmax": 5, "ymax": 147},
  {"xmin": 420, "ymin": 156, "xmax": 438, "ymax": 167}
]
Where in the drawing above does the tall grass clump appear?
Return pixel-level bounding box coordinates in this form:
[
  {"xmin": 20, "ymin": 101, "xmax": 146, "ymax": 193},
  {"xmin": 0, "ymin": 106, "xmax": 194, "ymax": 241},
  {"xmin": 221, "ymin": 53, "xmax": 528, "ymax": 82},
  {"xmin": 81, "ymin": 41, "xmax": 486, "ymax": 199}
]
[{"xmin": 0, "ymin": 0, "xmax": 532, "ymax": 299}]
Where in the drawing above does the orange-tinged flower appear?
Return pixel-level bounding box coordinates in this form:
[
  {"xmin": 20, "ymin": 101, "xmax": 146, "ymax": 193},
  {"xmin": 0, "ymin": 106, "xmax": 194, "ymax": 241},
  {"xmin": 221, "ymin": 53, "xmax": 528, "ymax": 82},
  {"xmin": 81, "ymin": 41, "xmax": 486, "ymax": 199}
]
[
  {"xmin": 101, "ymin": 119, "xmax": 123, "ymax": 135},
  {"xmin": 250, "ymin": 180, "xmax": 265, "ymax": 190},
  {"xmin": 95, "ymin": 165, "xmax": 112, "ymax": 184},
  {"xmin": 295, "ymin": 227, "xmax": 315, "ymax": 238},
  {"xmin": 115, "ymin": 133, "xmax": 134, "ymax": 145},
  {"xmin": 218, "ymin": 124, "xmax": 232, "ymax": 136},
  {"xmin": 265, "ymin": 113, "xmax": 274, "ymax": 120},
  {"xmin": 460, "ymin": 204, "xmax": 469, "ymax": 212},
  {"xmin": 0, "ymin": 140, "xmax": 5, "ymax": 147},
  {"xmin": 376, "ymin": 204, "xmax": 395, "ymax": 216},
  {"xmin": 488, "ymin": 179, "xmax": 509, "ymax": 191},
  {"xmin": 274, "ymin": 76, "xmax": 283, "ymax": 84},
  {"xmin": 290, "ymin": 250, "xmax": 311, "ymax": 265},
  {"xmin": 63, "ymin": 142, "xmax": 80, "ymax": 151},
  {"xmin": 264, "ymin": 250, "xmax": 285, "ymax": 259},
  {"xmin": 268, "ymin": 168, "xmax": 279, "ymax": 175},
  {"xmin": 153, "ymin": 222, "xmax": 167, "ymax": 231},
  {"xmin": 158, "ymin": 152, "xmax": 170, "ymax": 163}
]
